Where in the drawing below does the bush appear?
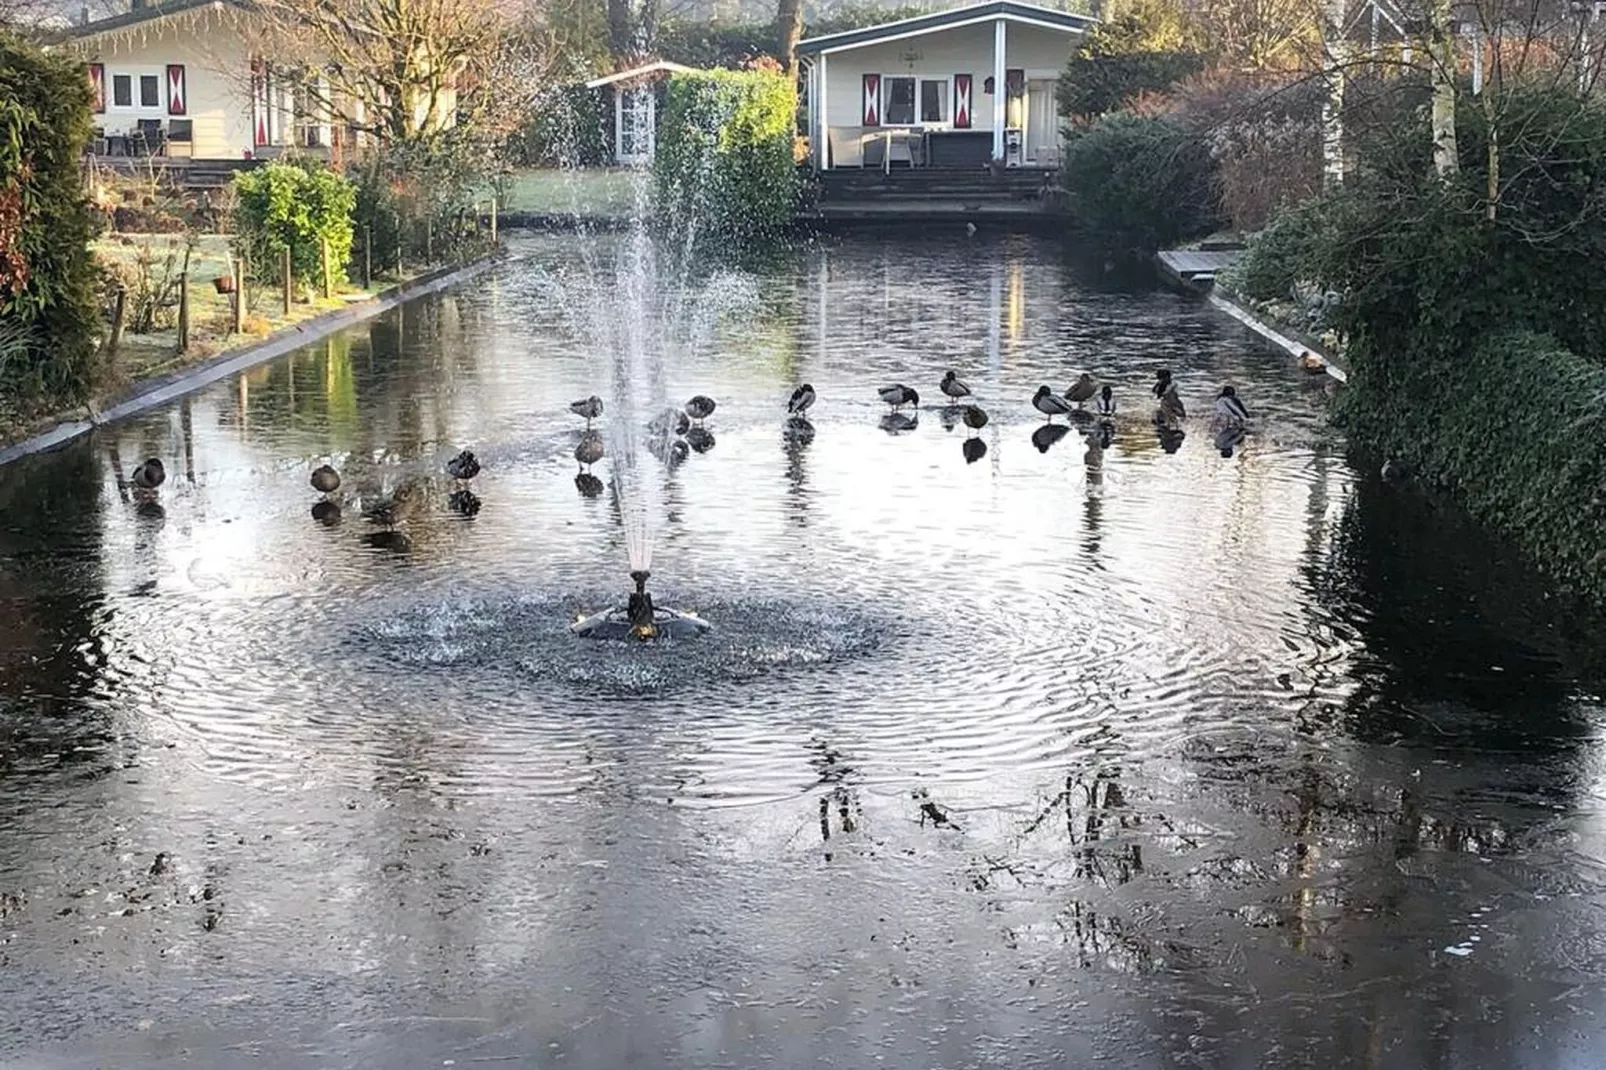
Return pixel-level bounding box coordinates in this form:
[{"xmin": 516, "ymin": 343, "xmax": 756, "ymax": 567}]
[
  {"xmin": 508, "ymin": 85, "xmax": 610, "ymax": 167},
  {"xmin": 1060, "ymin": 111, "xmax": 1221, "ymax": 257},
  {"xmin": 231, "ymin": 161, "xmax": 356, "ymax": 290},
  {"xmin": 1058, "ymin": 50, "xmax": 1205, "ymax": 120},
  {"xmin": 0, "ymin": 32, "xmax": 100, "ymax": 412},
  {"xmin": 653, "ymin": 67, "xmax": 799, "ymax": 249}
]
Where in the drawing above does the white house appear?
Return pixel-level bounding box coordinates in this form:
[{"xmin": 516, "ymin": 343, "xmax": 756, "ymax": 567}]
[
  {"xmin": 797, "ymin": 0, "xmax": 1095, "ymax": 171},
  {"xmin": 59, "ymin": 0, "xmax": 445, "ymax": 162}
]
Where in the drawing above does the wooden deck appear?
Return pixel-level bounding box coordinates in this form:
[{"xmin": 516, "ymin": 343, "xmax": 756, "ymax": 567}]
[{"xmin": 805, "ymin": 167, "xmax": 1062, "ymax": 222}]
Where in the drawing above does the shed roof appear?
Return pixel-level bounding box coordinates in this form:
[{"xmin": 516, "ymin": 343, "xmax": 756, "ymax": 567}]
[
  {"xmin": 58, "ymin": 0, "xmax": 251, "ymax": 41},
  {"xmin": 584, "ymin": 60, "xmax": 697, "ymax": 89},
  {"xmin": 797, "ymin": 1, "xmax": 1095, "ymax": 56}
]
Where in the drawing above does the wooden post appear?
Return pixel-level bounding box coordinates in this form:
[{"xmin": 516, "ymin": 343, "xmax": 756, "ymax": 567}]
[
  {"xmin": 363, "ymin": 226, "xmax": 372, "ymax": 288},
  {"xmin": 320, "ymin": 237, "xmax": 332, "ymax": 300},
  {"xmin": 281, "ymin": 245, "xmax": 292, "ymax": 314},
  {"xmin": 106, "ymin": 286, "xmax": 127, "ymax": 360},
  {"xmin": 232, "ymin": 257, "xmax": 245, "ymax": 334},
  {"xmin": 425, "ymin": 217, "xmax": 433, "ymax": 264},
  {"xmin": 176, "ymin": 273, "xmax": 190, "ymax": 354},
  {"xmin": 490, "ymin": 196, "xmax": 498, "ymax": 244}
]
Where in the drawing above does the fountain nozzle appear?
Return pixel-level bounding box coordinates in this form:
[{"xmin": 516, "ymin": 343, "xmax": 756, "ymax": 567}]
[
  {"xmin": 631, "ymin": 569, "xmax": 650, "ymax": 595},
  {"xmin": 627, "ymin": 570, "xmax": 657, "ymax": 639}
]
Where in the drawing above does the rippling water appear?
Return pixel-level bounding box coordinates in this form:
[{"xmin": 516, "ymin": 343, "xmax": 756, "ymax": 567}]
[{"xmin": 4, "ymin": 232, "xmax": 1606, "ymax": 1068}]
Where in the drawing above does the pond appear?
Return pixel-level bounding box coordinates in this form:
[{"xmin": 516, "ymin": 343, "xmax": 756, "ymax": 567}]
[{"xmin": 4, "ymin": 231, "xmax": 1606, "ymax": 1068}]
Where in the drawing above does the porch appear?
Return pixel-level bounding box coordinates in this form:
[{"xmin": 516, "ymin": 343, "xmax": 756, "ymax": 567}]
[{"xmin": 805, "ymin": 165, "xmax": 1063, "ymax": 222}]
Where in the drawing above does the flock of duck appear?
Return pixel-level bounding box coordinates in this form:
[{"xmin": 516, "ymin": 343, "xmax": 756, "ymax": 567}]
[{"xmin": 112, "ymin": 368, "xmax": 1258, "ymax": 547}]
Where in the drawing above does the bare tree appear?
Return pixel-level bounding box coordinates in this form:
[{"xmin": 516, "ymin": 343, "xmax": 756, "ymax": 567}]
[
  {"xmin": 775, "ymin": 0, "xmax": 803, "ymax": 79},
  {"xmin": 253, "ymin": 0, "xmax": 524, "ymax": 146}
]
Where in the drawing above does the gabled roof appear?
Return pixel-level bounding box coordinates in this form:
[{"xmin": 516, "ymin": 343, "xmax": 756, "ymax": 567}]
[
  {"xmin": 797, "ymin": 1, "xmax": 1096, "ymax": 56},
  {"xmin": 584, "ymin": 60, "xmax": 696, "ymax": 89},
  {"xmin": 58, "ymin": 0, "xmax": 252, "ymax": 41}
]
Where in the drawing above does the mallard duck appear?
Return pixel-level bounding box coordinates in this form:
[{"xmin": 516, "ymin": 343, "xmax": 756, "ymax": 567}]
[
  {"xmin": 1156, "ymin": 385, "xmax": 1186, "ymax": 428},
  {"xmin": 310, "ymin": 464, "xmax": 341, "ymax": 494},
  {"xmin": 649, "ymin": 407, "xmax": 690, "ymax": 436},
  {"xmin": 788, "ymin": 384, "xmax": 816, "ymax": 415},
  {"xmin": 445, "ymin": 449, "xmax": 480, "ymax": 481},
  {"xmin": 962, "ymin": 437, "xmax": 987, "ymax": 464},
  {"xmin": 961, "ymin": 404, "xmax": 988, "ymax": 434},
  {"xmin": 686, "ymin": 426, "xmax": 716, "ymax": 454},
  {"xmin": 1212, "ymin": 385, "xmax": 1249, "ymax": 428},
  {"xmin": 686, "ymin": 395, "xmax": 717, "ymax": 423},
  {"xmin": 131, "ymin": 458, "xmax": 166, "ymax": 491},
  {"xmin": 1152, "ymin": 369, "xmax": 1174, "ymax": 400},
  {"xmin": 570, "ymin": 396, "xmax": 604, "ymax": 426},
  {"xmin": 361, "ymin": 483, "xmax": 418, "ymax": 528},
  {"xmin": 940, "ymin": 371, "xmax": 972, "ymax": 404},
  {"xmin": 1301, "ymin": 351, "xmax": 1327, "ymax": 374},
  {"xmin": 1095, "ymin": 384, "xmax": 1116, "ymax": 419},
  {"xmin": 1065, "ymin": 373, "xmax": 1097, "ymax": 407},
  {"xmin": 878, "ymin": 384, "xmax": 919, "ymax": 411},
  {"xmin": 1032, "ymin": 385, "xmax": 1073, "ymax": 423},
  {"xmin": 575, "ymin": 431, "xmax": 605, "ymax": 470}
]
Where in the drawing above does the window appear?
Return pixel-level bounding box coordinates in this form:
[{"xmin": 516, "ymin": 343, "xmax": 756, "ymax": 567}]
[
  {"xmin": 112, "ymin": 74, "xmax": 131, "ymax": 107},
  {"xmin": 883, "ymin": 76, "xmax": 915, "ymax": 125},
  {"xmin": 919, "ymin": 79, "xmax": 947, "ymax": 123},
  {"xmin": 140, "ymin": 74, "xmax": 160, "ymax": 107}
]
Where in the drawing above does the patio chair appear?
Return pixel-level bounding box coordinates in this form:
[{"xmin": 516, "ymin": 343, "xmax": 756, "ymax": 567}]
[{"xmin": 134, "ymin": 119, "xmax": 165, "ymax": 157}]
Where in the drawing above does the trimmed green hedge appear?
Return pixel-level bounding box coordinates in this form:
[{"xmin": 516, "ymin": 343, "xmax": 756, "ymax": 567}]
[
  {"xmin": 232, "ymin": 161, "xmax": 356, "ymax": 288},
  {"xmin": 0, "ymin": 32, "xmax": 100, "ymax": 411},
  {"xmin": 653, "ymin": 68, "xmax": 798, "ymax": 248},
  {"xmin": 1060, "ymin": 111, "xmax": 1221, "ymax": 257}
]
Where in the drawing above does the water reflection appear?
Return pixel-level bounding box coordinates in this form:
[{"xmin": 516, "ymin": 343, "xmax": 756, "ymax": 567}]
[{"xmin": 1, "ymin": 233, "xmax": 1605, "ymax": 1068}]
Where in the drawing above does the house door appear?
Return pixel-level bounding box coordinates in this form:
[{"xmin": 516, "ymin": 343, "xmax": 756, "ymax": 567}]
[
  {"xmin": 1026, "ymin": 79, "xmax": 1058, "ymax": 164},
  {"xmin": 617, "ymin": 87, "xmax": 655, "ymax": 167}
]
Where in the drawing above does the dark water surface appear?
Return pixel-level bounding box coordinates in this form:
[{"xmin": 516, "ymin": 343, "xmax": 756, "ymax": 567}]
[{"xmin": 4, "ymin": 233, "xmax": 1606, "ymax": 1069}]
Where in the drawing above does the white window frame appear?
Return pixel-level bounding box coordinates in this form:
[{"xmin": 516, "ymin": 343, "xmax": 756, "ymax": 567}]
[
  {"xmin": 107, "ymin": 68, "xmax": 165, "ymax": 113},
  {"xmin": 918, "ymin": 77, "xmax": 948, "ymax": 124},
  {"xmin": 881, "ymin": 75, "xmax": 917, "ymax": 126}
]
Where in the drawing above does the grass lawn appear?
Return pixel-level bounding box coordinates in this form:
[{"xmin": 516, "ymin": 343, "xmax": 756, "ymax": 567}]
[
  {"xmin": 92, "ymin": 232, "xmax": 411, "ymax": 390},
  {"xmin": 494, "ymin": 168, "xmax": 646, "ymax": 219}
]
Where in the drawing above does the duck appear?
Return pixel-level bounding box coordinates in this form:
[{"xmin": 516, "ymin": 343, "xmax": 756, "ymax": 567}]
[
  {"xmin": 131, "ymin": 458, "xmax": 166, "ymax": 491},
  {"xmin": 445, "ymin": 449, "xmax": 480, "ymax": 481},
  {"xmin": 649, "ymin": 407, "xmax": 690, "ymax": 437},
  {"xmin": 570, "ymin": 396, "xmax": 604, "ymax": 426},
  {"xmin": 1156, "ymin": 384, "xmax": 1186, "ymax": 428},
  {"xmin": 1095, "ymin": 384, "xmax": 1116, "ymax": 419},
  {"xmin": 787, "ymin": 384, "xmax": 816, "ymax": 415},
  {"xmin": 361, "ymin": 483, "xmax": 418, "ymax": 528},
  {"xmin": 878, "ymin": 384, "xmax": 919, "ymax": 411},
  {"xmin": 961, "ymin": 405, "xmax": 988, "ymax": 434},
  {"xmin": 649, "ymin": 436, "xmax": 690, "ymax": 466},
  {"xmin": 310, "ymin": 464, "xmax": 341, "ymax": 494},
  {"xmin": 940, "ymin": 371, "xmax": 972, "ymax": 404},
  {"xmin": 1212, "ymin": 385, "xmax": 1249, "ymax": 429},
  {"xmin": 575, "ymin": 431, "xmax": 605, "ymax": 471},
  {"xmin": 686, "ymin": 395, "xmax": 717, "ymax": 424},
  {"xmin": 1032, "ymin": 385, "xmax": 1073, "ymax": 423},
  {"xmin": 1152, "ymin": 369, "xmax": 1174, "ymax": 400},
  {"xmin": 1064, "ymin": 373, "xmax": 1097, "ymax": 408},
  {"xmin": 1300, "ymin": 351, "xmax": 1327, "ymax": 374}
]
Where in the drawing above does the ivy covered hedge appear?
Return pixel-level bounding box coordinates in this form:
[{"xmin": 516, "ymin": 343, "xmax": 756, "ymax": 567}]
[
  {"xmin": 653, "ymin": 67, "xmax": 798, "ymax": 248},
  {"xmin": 231, "ymin": 161, "xmax": 356, "ymax": 288},
  {"xmin": 1238, "ymin": 82, "xmax": 1606, "ymax": 601},
  {"xmin": 1060, "ymin": 112, "xmax": 1221, "ymax": 258},
  {"xmin": 0, "ymin": 32, "xmax": 100, "ymax": 413}
]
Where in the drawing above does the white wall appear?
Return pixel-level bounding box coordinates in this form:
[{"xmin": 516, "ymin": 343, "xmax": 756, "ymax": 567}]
[
  {"xmin": 821, "ymin": 20, "xmax": 1080, "ymax": 132},
  {"xmin": 78, "ymin": 16, "xmax": 256, "ymax": 159}
]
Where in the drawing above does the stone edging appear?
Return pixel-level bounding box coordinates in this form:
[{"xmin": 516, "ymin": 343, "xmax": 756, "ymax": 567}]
[
  {"xmin": 1207, "ymin": 290, "xmax": 1348, "ymax": 383},
  {"xmin": 0, "ymin": 255, "xmax": 500, "ymax": 468}
]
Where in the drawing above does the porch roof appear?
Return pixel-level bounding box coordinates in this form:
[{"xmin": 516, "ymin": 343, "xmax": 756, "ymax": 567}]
[{"xmin": 797, "ymin": 1, "xmax": 1095, "ymax": 57}]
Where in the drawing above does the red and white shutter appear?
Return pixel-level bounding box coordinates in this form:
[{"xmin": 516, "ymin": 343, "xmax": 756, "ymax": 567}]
[
  {"xmin": 862, "ymin": 74, "xmax": 880, "ymax": 127},
  {"xmin": 166, "ymin": 64, "xmax": 186, "ymax": 115},
  {"xmin": 953, "ymin": 74, "xmax": 971, "ymax": 129},
  {"xmin": 251, "ymin": 60, "xmax": 268, "ymax": 146},
  {"xmin": 88, "ymin": 63, "xmax": 105, "ymax": 113}
]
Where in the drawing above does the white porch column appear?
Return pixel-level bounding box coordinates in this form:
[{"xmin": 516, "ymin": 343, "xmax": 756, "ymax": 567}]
[
  {"xmin": 991, "ymin": 19, "xmax": 1006, "ymax": 161},
  {"xmin": 817, "ymin": 53, "xmax": 829, "ymax": 170}
]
